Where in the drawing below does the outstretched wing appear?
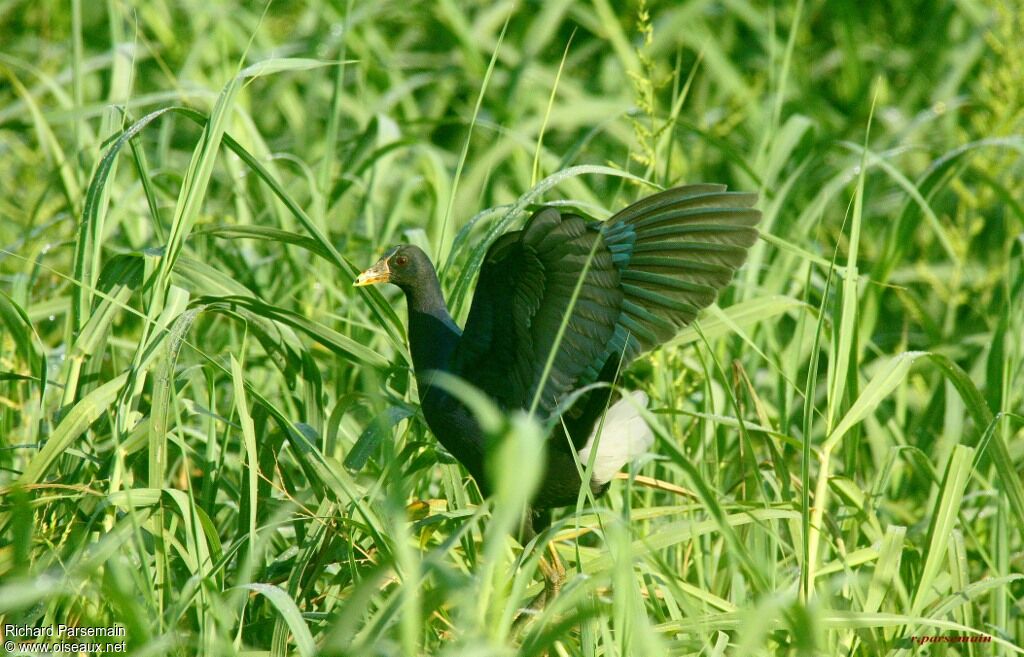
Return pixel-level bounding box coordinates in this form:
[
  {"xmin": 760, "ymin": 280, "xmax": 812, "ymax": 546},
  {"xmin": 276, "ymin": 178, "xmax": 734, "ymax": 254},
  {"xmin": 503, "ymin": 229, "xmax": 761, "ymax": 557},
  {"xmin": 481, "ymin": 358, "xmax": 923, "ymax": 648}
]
[
  {"xmin": 580, "ymin": 184, "xmax": 761, "ymax": 383},
  {"xmin": 452, "ymin": 185, "xmax": 760, "ymax": 422},
  {"xmin": 451, "ymin": 207, "xmax": 623, "ymax": 416}
]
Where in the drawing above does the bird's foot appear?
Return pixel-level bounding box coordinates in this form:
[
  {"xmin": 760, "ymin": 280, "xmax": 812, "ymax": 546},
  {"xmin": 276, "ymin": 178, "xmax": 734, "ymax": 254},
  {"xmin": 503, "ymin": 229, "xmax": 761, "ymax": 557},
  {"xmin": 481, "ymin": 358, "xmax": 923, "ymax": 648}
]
[
  {"xmin": 513, "ymin": 543, "xmax": 565, "ymax": 628},
  {"xmin": 539, "ymin": 543, "xmax": 566, "ymax": 597}
]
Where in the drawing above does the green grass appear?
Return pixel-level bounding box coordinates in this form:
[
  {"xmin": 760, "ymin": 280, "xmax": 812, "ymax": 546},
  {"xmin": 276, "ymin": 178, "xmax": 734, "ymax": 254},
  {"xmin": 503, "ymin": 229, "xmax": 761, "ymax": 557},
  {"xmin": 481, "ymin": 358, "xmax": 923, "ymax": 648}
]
[{"xmin": 2, "ymin": 1, "xmax": 1023, "ymax": 655}]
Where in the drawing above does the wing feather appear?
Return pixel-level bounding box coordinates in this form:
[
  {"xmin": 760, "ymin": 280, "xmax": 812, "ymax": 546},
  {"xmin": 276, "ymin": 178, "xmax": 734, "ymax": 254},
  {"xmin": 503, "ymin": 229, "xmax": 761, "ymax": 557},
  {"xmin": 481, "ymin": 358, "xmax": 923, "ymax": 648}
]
[
  {"xmin": 452, "ymin": 208, "xmax": 622, "ymax": 415},
  {"xmin": 453, "ymin": 185, "xmax": 760, "ymax": 437}
]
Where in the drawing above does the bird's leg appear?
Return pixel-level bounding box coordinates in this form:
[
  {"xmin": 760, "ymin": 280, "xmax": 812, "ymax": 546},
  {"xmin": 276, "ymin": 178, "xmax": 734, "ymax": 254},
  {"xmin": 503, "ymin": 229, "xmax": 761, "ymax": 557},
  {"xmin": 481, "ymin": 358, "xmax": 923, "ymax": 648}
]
[
  {"xmin": 514, "ymin": 541, "xmax": 565, "ymax": 628},
  {"xmin": 538, "ymin": 541, "xmax": 565, "ymax": 599},
  {"xmin": 533, "ymin": 509, "xmax": 564, "ymax": 605},
  {"xmin": 513, "ymin": 547, "xmax": 567, "ymax": 631},
  {"xmin": 514, "ymin": 509, "xmax": 565, "ymax": 625}
]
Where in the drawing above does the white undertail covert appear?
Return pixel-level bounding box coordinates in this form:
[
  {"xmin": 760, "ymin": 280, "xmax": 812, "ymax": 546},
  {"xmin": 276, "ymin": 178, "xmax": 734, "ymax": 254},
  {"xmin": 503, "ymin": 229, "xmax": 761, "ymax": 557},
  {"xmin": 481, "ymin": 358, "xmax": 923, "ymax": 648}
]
[{"xmin": 577, "ymin": 390, "xmax": 654, "ymax": 485}]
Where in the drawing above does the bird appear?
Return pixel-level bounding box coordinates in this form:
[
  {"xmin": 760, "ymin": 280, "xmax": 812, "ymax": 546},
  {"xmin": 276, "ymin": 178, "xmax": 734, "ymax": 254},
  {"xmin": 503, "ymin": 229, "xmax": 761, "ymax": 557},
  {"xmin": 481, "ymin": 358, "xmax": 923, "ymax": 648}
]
[{"xmin": 355, "ymin": 184, "xmax": 759, "ymax": 603}]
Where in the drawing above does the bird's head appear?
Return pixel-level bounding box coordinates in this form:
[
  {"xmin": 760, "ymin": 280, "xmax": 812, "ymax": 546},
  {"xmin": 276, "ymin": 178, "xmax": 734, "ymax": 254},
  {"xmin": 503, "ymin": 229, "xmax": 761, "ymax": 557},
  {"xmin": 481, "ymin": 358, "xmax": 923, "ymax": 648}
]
[{"xmin": 354, "ymin": 244, "xmax": 431, "ymax": 291}]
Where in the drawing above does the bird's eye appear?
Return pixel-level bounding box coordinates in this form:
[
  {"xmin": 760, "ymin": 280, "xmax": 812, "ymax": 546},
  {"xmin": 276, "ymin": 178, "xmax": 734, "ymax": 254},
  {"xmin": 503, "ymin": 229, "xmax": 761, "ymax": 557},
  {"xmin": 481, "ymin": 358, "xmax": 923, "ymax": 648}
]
[{"xmin": 394, "ymin": 255, "xmax": 409, "ymax": 267}]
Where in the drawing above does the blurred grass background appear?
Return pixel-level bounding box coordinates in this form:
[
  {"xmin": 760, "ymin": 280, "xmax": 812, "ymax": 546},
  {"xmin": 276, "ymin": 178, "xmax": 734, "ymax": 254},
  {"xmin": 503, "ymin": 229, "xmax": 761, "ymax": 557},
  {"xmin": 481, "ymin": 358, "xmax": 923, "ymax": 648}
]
[{"xmin": 1, "ymin": 0, "xmax": 1023, "ymax": 655}]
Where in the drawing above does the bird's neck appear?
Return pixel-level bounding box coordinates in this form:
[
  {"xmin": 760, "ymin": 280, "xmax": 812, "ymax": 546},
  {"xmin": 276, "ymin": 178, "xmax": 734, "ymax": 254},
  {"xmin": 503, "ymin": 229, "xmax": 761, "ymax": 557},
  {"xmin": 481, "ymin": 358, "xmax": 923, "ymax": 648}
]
[
  {"xmin": 402, "ymin": 274, "xmax": 485, "ymax": 485},
  {"xmin": 403, "ymin": 275, "xmax": 461, "ymax": 380}
]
